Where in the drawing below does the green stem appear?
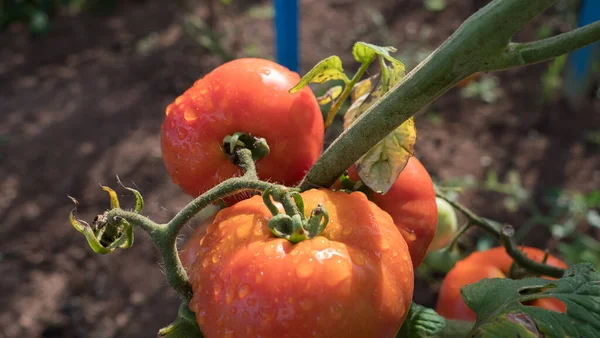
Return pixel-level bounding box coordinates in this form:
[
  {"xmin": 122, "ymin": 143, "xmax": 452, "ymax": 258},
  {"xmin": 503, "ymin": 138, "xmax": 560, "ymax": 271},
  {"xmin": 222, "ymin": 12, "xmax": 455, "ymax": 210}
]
[
  {"xmin": 298, "ymin": 0, "xmax": 600, "ymax": 190},
  {"xmin": 435, "ymin": 193, "xmax": 566, "ymax": 279},
  {"xmin": 324, "ymin": 58, "xmax": 373, "ymax": 128},
  {"xmin": 102, "ymin": 148, "xmax": 284, "ymax": 302},
  {"xmin": 501, "ymin": 225, "xmax": 565, "ymax": 278},
  {"xmin": 435, "ymin": 319, "xmax": 475, "ymax": 338},
  {"xmin": 486, "ymin": 20, "xmax": 600, "ymax": 71}
]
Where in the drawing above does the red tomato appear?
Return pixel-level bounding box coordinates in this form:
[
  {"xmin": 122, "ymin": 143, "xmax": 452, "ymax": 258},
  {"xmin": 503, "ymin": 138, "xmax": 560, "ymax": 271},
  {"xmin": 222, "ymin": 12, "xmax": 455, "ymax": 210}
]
[
  {"xmin": 344, "ymin": 157, "xmax": 438, "ymax": 268},
  {"xmin": 161, "ymin": 58, "xmax": 324, "ymax": 202},
  {"xmin": 188, "ymin": 189, "xmax": 414, "ymax": 338},
  {"xmin": 436, "ymin": 246, "xmax": 568, "ymax": 321},
  {"xmin": 179, "ymin": 217, "xmax": 214, "ymax": 274}
]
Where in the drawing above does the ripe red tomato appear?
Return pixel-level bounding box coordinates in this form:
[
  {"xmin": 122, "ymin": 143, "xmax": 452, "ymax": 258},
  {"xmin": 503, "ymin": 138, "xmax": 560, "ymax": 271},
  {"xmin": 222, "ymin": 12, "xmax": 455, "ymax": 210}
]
[
  {"xmin": 179, "ymin": 217, "xmax": 214, "ymax": 273},
  {"xmin": 344, "ymin": 157, "xmax": 438, "ymax": 268},
  {"xmin": 436, "ymin": 246, "xmax": 568, "ymax": 321},
  {"xmin": 161, "ymin": 58, "xmax": 324, "ymax": 201},
  {"xmin": 188, "ymin": 189, "xmax": 414, "ymax": 338}
]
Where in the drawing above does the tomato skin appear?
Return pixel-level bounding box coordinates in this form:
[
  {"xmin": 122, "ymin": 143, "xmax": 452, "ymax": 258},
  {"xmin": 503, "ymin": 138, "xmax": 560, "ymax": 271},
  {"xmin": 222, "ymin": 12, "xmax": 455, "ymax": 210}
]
[
  {"xmin": 161, "ymin": 58, "xmax": 324, "ymax": 201},
  {"xmin": 179, "ymin": 217, "xmax": 214, "ymax": 273},
  {"xmin": 345, "ymin": 157, "xmax": 438, "ymax": 268},
  {"xmin": 188, "ymin": 189, "xmax": 414, "ymax": 338},
  {"xmin": 436, "ymin": 246, "xmax": 568, "ymax": 321}
]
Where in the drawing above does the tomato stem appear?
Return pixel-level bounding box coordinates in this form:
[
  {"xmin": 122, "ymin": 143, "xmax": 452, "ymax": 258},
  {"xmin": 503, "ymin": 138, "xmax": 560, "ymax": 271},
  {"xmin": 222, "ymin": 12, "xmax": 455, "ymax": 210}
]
[
  {"xmin": 324, "ymin": 58, "xmax": 373, "ymax": 129},
  {"xmin": 436, "ymin": 192, "xmax": 566, "ymax": 279}
]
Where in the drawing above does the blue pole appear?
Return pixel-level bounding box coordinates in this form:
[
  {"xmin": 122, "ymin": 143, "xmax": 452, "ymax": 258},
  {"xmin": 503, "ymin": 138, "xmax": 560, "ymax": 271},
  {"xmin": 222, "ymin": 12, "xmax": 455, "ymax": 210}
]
[
  {"xmin": 274, "ymin": 0, "xmax": 300, "ymax": 72},
  {"xmin": 564, "ymin": 0, "xmax": 600, "ymax": 108}
]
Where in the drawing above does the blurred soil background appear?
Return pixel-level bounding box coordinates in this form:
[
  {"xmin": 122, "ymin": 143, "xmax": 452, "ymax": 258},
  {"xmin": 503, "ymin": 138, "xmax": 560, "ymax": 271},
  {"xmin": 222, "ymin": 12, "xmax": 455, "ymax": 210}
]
[{"xmin": 0, "ymin": 0, "xmax": 598, "ymax": 337}]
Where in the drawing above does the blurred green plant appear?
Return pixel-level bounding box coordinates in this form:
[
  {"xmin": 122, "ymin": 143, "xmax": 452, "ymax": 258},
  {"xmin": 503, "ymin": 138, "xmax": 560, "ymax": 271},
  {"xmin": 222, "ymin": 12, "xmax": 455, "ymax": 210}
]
[
  {"xmin": 432, "ymin": 170, "xmax": 600, "ymax": 270},
  {"xmin": 460, "ymin": 75, "xmax": 503, "ymax": 104},
  {"xmin": 1, "ymin": 0, "xmax": 117, "ymax": 34}
]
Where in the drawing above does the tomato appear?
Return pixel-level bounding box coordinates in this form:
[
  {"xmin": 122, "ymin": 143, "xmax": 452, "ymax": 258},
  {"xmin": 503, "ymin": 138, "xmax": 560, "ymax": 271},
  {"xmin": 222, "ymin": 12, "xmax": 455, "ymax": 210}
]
[
  {"xmin": 428, "ymin": 197, "xmax": 458, "ymax": 252},
  {"xmin": 436, "ymin": 246, "xmax": 568, "ymax": 321},
  {"xmin": 188, "ymin": 189, "xmax": 414, "ymax": 338},
  {"xmin": 179, "ymin": 217, "xmax": 214, "ymax": 273},
  {"xmin": 343, "ymin": 157, "xmax": 438, "ymax": 268},
  {"xmin": 161, "ymin": 58, "xmax": 324, "ymax": 202}
]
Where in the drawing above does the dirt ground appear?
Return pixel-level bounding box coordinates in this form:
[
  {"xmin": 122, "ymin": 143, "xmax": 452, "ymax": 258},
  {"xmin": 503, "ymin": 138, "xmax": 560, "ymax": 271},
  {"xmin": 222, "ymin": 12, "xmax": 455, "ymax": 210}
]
[{"xmin": 1, "ymin": 0, "xmax": 598, "ymax": 337}]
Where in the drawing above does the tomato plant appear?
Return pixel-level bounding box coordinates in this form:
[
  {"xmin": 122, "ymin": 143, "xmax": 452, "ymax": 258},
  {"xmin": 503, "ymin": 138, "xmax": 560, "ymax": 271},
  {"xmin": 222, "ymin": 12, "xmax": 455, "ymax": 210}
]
[
  {"xmin": 188, "ymin": 189, "xmax": 414, "ymax": 338},
  {"xmin": 436, "ymin": 246, "xmax": 568, "ymax": 321},
  {"xmin": 342, "ymin": 157, "xmax": 438, "ymax": 268},
  {"xmin": 161, "ymin": 58, "xmax": 324, "ymax": 202}
]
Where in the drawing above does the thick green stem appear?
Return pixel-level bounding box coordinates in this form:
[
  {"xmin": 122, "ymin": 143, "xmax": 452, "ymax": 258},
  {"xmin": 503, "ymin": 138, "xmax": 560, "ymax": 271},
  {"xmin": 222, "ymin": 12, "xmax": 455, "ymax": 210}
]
[
  {"xmin": 324, "ymin": 59, "xmax": 373, "ymax": 128},
  {"xmin": 298, "ymin": 0, "xmax": 600, "ymax": 190},
  {"xmin": 487, "ymin": 20, "xmax": 600, "ymax": 71}
]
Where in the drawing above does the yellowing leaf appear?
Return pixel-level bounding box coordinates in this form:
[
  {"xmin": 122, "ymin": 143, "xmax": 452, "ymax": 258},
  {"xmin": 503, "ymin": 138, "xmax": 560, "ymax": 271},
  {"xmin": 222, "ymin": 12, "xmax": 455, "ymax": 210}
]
[
  {"xmin": 343, "ymin": 47, "xmax": 413, "ymax": 194},
  {"xmin": 356, "ymin": 118, "xmax": 416, "ymax": 194},
  {"xmin": 289, "ymin": 56, "xmax": 349, "ymax": 93},
  {"xmin": 316, "ymin": 85, "xmax": 343, "ymax": 105},
  {"xmin": 351, "ymin": 75, "xmax": 379, "ymax": 102}
]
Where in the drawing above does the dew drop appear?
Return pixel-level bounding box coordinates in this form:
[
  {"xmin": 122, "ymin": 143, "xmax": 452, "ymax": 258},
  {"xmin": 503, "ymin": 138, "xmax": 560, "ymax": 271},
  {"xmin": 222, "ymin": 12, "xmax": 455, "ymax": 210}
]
[
  {"xmin": 225, "ymin": 287, "xmax": 235, "ymax": 305},
  {"xmin": 296, "ymin": 263, "xmax": 314, "ymax": 278},
  {"xmin": 238, "ymin": 284, "xmax": 250, "ymax": 299},
  {"xmin": 183, "ymin": 107, "xmax": 197, "ymax": 121},
  {"xmin": 380, "ymin": 241, "xmax": 390, "ymax": 251},
  {"xmin": 342, "ymin": 227, "xmax": 353, "ymax": 236},
  {"xmin": 212, "ymin": 254, "xmax": 220, "ymax": 263},
  {"xmin": 350, "ymin": 251, "xmax": 366, "ymax": 266},
  {"xmin": 313, "ymin": 237, "xmax": 330, "ymax": 251}
]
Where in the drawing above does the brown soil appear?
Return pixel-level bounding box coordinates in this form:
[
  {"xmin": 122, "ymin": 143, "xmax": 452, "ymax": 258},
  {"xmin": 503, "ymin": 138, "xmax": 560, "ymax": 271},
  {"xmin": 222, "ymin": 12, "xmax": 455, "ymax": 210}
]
[{"xmin": 1, "ymin": 0, "xmax": 598, "ymax": 337}]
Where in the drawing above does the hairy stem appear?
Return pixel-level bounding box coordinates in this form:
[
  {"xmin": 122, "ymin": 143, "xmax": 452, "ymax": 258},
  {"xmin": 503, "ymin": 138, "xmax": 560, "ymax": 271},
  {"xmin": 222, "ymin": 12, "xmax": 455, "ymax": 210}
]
[
  {"xmin": 298, "ymin": 0, "xmax": 600, "ymax": 190},
  {"xmin": 487, "ymin": 20, "xmax": 600, "ymax": 71},
  {"xmin": 436, "ymin": 193, "xmax": 566, "ymax": 279},
  {"xmin": 324, "ymin": 59, "xmax": 372, "ymax": 128}
]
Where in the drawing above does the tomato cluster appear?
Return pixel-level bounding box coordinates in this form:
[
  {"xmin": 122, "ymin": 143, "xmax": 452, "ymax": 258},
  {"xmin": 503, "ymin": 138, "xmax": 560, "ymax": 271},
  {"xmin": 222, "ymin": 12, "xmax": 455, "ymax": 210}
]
[{"xmin": 163, "ymin": 58, "xmax": 565, "ymax": 337}]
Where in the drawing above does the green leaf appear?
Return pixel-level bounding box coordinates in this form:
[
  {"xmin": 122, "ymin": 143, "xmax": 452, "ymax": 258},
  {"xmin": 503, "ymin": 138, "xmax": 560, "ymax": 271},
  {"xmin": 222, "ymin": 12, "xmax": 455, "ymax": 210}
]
[
  {"xmin": 463, "ymin": 263, "xmax": 600, "ymax": 337},
  {"xmin": 289, "ymin": 56, "xmax": 349, "ymax": 93},
  {"xmin": 352, "ymin": 42, "xmax": 404, "ymax": 70},
  {"xmin": 397, "ymin": 303, "xmax": 446, "ymax": 337},
  {"xmin": 343, "ymin": 54, "xmax": 412, "ymax": 194}
]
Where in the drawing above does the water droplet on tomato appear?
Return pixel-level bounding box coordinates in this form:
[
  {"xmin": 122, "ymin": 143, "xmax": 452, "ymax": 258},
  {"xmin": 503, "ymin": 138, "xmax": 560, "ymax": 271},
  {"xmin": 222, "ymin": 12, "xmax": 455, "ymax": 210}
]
[
  {"xmin": 238, "ymin": 284, "xmax": 250, "ymax": 299},
  {"xmin": 380, "ymin": 241, "xmax": 390, "ymax": 251},
  {"xmin": 342, "ymin": 227, "xmax": 353, "ymax": 236},
  {"xmin": 212, "ymin": 254, "xmax": 220, "ymax": 263},
  {"xmin": 225, "ymin": 286, "xmax": 235, "ymax": 305},
  {"xmin": 350, "ymin": 251, "xmax": 366, "ymax": 266},
  {"xmin": 296, "ymin": 262, "xmax": 314, "ymax": 278},
  {"xmin": 311, "ymin": 237, "xmax": 329, "ymax": 250}
]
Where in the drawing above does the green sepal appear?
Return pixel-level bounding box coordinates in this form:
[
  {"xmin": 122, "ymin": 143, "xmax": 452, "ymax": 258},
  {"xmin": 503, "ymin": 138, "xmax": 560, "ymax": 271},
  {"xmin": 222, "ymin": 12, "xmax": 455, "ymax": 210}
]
[{"xmin": 158, "ymin": 303, "xmax": 203, "ymax": 338}]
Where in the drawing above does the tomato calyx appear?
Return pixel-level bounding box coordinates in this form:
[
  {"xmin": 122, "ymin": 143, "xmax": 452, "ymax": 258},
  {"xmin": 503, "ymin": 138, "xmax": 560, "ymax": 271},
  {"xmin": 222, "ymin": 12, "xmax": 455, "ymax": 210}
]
[
  {"xmin": 262, "ymin": 188, "xmax": 329, "ymax": 243},
  {"xmin": 68, "ymin": 181, "xmax": 143, "ymax": 254},
  {"xmin": 223, "ymin": 132, "xmax": 270, "ymax": 165}
]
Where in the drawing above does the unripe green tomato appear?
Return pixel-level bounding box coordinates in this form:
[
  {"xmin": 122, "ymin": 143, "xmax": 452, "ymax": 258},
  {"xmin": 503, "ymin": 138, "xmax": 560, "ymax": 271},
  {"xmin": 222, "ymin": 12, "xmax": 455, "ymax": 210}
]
[{"xmin": 428, "ymin": 197, "xmax": 458, "ymax": 251}]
